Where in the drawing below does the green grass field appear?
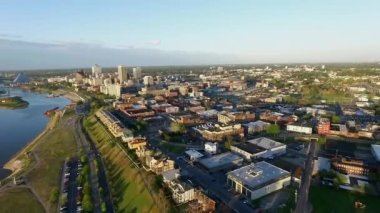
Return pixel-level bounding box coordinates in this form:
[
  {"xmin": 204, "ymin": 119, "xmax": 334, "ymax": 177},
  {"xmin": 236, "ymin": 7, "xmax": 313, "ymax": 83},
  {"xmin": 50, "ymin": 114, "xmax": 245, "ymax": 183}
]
[
  {"xmin": 85, "ymin": 116, "xmax": 163, "ymax": 213},
  {"xmin": 159, "ymin": 141, "xmax": 186, "ymax": 154},
  {"xmin": 26, "ymin": 115, "xmax": 78, "ymax": 212},
  {"xmin": 310, "ymin": 186, "xmax": 380, "ymax": 213},
  {"xmin": 0, "ymin": 188, "xmax": 44, "ymax": 213}
]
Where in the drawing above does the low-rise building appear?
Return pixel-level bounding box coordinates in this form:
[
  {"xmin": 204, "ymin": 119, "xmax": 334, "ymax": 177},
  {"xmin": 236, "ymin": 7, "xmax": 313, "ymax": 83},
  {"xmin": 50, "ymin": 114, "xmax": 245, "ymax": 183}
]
[
  {"xmin": 198, "ymin": 152, "xmax": 243, "ymax": 172},
  {"xmin": 218, "ymin": 111, "xmax": 255, "ymax": 124},
  {"xmin": 146, "ymin": 154, "xmax": 175, "ymax": 174},
  {"xmin": 232, "ymin": 137, "xmax": 286, "ymax": 160},
  {"xmin": 193, "ymin": 123, "xmax": 244, "ymax": 142},
  {"xmin": 227, "ymin": 162, "xmax": 291, "ymax": 200},
  {"xmin": 317, "ymin": 118, "xmax": 331, "ymax": 135},
  {"xmin": 331, "ymin": 157, "xmax": 370, "ymax": 176},
  {"xmin": 286, "ymin": 123, "xmax": 313, "ymax": 134},
  {"xmin": 185, "ymin": 149, "xmax": 204, "ymax": 161},
  {"xmin": 371, "ymin": 144, "xmax": 380, "ymax": 162},
  {"xmin": 168, "ymin": 181, "xmax": 195, "ymax": 204},
  {"xmin": 95, "ymin": 109, "xmax": 125, "ymax": 137},
  {"xmin": 243, "ymin": 121, "xmax": 271, "ymax": 135}
]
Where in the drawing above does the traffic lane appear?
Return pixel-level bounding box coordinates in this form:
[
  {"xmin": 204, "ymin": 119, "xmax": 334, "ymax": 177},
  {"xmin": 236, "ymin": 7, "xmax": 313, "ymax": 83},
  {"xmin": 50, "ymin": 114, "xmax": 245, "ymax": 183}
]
[{"xmin": 96, "ymin": 155, "xmax": 115, "ymax": 213}]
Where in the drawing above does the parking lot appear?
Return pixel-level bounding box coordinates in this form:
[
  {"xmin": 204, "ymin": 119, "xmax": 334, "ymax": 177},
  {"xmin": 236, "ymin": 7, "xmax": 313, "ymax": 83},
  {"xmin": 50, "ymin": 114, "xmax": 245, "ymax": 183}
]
[{"xmin": 59, "ymin": 159, "xmax": 82, "ymax": 213}]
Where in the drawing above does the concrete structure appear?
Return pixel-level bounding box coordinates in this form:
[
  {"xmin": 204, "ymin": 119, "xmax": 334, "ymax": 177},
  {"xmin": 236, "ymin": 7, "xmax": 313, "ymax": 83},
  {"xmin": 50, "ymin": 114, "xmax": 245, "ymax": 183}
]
[
  {"xmin": 227, "ymin": 162, "xmax": 291, "ymax": 200},
  {"xmin": 100, "ymin": 83, "xmax": 121, "ymax": 98},
  {"xmin": 371, "ymin": 144, "xmax": 380, "ymax": 162},
  {"xmin": 198, "ymin": 152, "xmax": 243, "ymax": 172},
  {"xmin": 286, "ymin": 124, "xmax": 313, "ymax": 134},
  {"xmin": 168, "ymin": 181, "xmax": 195, "ymax": 204},
  {"xmin": 118, "ymin": 65, "xmax": 128, "ymax": 83},
  {"xmin": 204, "ymin": 142, "xmax": 217, "ymax": 155}
]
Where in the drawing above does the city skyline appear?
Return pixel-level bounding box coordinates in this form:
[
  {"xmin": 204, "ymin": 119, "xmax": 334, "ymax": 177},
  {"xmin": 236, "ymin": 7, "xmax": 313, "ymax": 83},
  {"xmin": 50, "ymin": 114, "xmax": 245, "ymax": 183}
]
[{"xmin": 1, "ymin": 0, "xmax": 380, "ymax": 70}]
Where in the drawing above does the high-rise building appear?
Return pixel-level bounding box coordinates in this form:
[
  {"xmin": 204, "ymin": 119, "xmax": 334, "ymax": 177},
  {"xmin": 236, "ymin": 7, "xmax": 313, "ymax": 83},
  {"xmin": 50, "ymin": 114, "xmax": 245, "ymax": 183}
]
[
  {"xmin": 143, "ymin": 76, "xmax": 154, "ymax": 86},
  {"xmin": 133, "ymin": 67, "xmax": 142, "ymax": 79},
  {"xmin": 118, "ymin": 65, "xmax": 128, "ymax": 83},
  {"xmin": 92, "ymin": 64, "xmax": 102, "ymax": 78}
]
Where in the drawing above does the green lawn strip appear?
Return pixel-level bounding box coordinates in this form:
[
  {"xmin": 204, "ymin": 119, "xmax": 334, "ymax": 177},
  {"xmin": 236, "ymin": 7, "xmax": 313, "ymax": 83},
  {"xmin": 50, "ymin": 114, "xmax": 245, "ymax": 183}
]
[
  {"xmin": 310, "ymin": 186, "xmax": 380, "ymax": 213},
  {"xmin": 27, "ymin": 118, "xmax": 78, "ymax": 212},
  {"xmin": 0, "ymin": 188, "xmax": 45, "ymax": 213},
  {"xmin": 85, "ymin": 116, "xmax": 160, "ymax": 213}
]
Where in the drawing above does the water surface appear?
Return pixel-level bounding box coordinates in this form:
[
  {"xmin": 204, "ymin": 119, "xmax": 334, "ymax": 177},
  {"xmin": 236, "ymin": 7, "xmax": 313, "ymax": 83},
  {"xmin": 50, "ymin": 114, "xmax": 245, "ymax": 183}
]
[{"xmin": 0, "ymin": 89, "xmax": 70, "ymax": 179}]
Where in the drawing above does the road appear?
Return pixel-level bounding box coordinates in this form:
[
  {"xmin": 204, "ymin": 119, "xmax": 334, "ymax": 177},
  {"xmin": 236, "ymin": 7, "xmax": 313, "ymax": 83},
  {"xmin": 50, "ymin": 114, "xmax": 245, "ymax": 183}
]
[
  {"xmin": 294, "ymin": 138, "xmax": 317, "ymax": 213},
  {"xmin": 75, "ymin": 117, "xmax": 115, "ymax": 213},
  {"xmin": 65, "ymin": 160, "xmax": 79, "ymax": 213},
  {"xmin": 74, "ymin": 118, "xmax": 102, "ymax": 213}
]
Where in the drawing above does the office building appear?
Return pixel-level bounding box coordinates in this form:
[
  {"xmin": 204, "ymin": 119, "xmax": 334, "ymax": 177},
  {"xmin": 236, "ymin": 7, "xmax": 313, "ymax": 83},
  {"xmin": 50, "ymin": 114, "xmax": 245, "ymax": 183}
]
[
  {"xmin": 133, "ymin": 67, "xmax": 142, "ymax": 79},
  {"xmin": 198, "ymin": 152, "xmax": 243, "ymax": 172},
  {"xmin": 92, "ymin": 64, "xmax": 102, "ymax": 77},
  {"xmin": 118, "ymin": 65, "xmax": 128, "ymax": 83},
  {"xmin": 231, "ymin": 137, "xmax": 286, "ymax": 160},
  {"xmin": 143, "ymin": 76, "xmax": 154, "ymax": 86}
]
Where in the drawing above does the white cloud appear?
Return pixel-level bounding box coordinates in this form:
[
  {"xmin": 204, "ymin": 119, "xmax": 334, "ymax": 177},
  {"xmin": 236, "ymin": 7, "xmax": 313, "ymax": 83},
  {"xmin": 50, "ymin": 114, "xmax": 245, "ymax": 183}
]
[{"xmin": 145, "ymin": 39, "xmax": 161, "ymax": 46}]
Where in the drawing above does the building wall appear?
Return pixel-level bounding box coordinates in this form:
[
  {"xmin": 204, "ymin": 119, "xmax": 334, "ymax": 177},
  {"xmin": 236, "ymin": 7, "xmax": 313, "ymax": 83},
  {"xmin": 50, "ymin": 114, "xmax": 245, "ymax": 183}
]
[{"xmin": 286, "ymin": 125, "xmax": 312, "ymax": 134}]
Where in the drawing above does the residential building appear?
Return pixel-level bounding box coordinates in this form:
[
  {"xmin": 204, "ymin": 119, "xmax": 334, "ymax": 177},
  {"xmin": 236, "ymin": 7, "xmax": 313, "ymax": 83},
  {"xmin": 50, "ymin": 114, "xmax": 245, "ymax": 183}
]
[
  {"xmin": 193, "ymin": 123, "xmax": 244, "ymax": 142},
  {"xmin": 168, "ymin": 181, "xmax": 195, "ymax": 204},
  {"xmin": 146, "ymin": 154, "xmax": 175, "ymax": 174},
  {"xmin": 217, "ymin": 111, "xmax": 255, "ymax": 124},
  {"xmin": 95, "ymin": 109, "xmax": 125, "ymax": 137},
  {"xmin": 243, "ymin": 121, "xmax": 271, "ymax": 134},
  {"xmin": 317, "ymin": 118, "xmax": 331, "ymax": 135},
  {"xmin": 227, "ymin": 162, "xmax": 291, "ymax": 200}
]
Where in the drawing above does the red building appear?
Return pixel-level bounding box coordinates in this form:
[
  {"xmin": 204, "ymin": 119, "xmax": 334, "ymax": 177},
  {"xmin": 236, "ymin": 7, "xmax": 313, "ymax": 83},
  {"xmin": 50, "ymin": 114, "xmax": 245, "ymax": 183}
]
[{"xmin": 317, "ymin": 118, "xmax": 331, "ymax": 135}]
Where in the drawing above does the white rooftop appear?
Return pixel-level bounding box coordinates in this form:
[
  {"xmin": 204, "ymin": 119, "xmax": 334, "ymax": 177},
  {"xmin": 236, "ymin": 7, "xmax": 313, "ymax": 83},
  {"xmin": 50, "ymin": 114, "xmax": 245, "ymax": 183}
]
[
  {"xmin": 185, "ymin": 149, "xmax": 204, "ymax": 159},
  {"xmin": 227, "ymin": 161, "xmax": 290, "ymax": 191},
  {"xmin": 247, "ymin": 137, "xmax": 285, "ymax": 150}
]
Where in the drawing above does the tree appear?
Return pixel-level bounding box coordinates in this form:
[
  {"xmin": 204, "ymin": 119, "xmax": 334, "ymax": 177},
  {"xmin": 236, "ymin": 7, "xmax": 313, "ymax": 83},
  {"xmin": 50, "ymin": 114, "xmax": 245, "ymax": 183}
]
[
  {"xmin": 318, "ymin": 137, "xmax": 327, "ymax": 147},
  {"xmin": 331, "ymin": 115, "xmax": 341, "ymax": 124},
  {"xmin": 82, "ymin": 194, "xmax": 93, "ymax": 212},
  {"xmin": 224, "ymin": 135, "xmax": 236, "ymax": 150},
  {"xmin": 170, "ymin": 122, "xmax": 186, "ymax": 134},
  {"xmin": 49, "ymin": 187, "xmax": 59, "ymax": 203},
  {"xmin": 101, "ymin": 202, "xmax": 107, "ymax": 213},
  {"xmin": 266, "ymin": 124, "xmax": 280, "ymax": 136}
]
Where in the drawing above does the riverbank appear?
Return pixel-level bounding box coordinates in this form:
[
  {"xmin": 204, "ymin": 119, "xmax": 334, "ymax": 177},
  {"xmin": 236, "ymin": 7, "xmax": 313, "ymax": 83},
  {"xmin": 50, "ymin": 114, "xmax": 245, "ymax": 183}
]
[
  {"xmin": 3, "ymin": 111, "xmax": 60, "ymax": 174},
  {"xmin": 0, "ymin": 96, "xmax": 29, "ymax": 109}
]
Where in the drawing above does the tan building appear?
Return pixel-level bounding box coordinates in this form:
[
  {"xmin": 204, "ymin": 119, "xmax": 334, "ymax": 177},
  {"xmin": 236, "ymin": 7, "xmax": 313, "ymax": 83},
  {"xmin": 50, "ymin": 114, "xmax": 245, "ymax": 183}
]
[
  {"xmin": 95, "ymin": 109, "xmax": 125, "ymax": 137},
  {"xmin": 126, "ymin": 137, "xmax": 147, "ymax": 157},
  {"xmin": 194, "ymin": 123, "xmax": 244, "ymax": 142},
  {"xmin": 218, "ymin": 111, "xmax": 255, "ymax": 124},
  {"xmin": 331, "ymin": 157, "xmax": 370, "ymax": 176},
  {"xmin": 146, "ymin": 154, "xmax": 175, "ymax": 174}
]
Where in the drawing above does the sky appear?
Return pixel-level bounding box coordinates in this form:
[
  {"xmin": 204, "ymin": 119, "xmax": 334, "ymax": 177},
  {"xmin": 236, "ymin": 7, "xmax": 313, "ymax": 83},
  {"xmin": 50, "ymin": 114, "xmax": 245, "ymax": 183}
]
[{"xmin": 1, "ymin": 0, "xmax": 380, "ymax": 70}]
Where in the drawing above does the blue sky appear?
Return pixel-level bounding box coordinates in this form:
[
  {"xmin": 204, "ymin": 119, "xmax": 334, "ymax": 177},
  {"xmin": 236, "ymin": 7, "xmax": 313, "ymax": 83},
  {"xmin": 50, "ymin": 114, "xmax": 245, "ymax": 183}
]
[{"xmin": 1, "ymin": 0, "xmax": 380, "ymax": 70}]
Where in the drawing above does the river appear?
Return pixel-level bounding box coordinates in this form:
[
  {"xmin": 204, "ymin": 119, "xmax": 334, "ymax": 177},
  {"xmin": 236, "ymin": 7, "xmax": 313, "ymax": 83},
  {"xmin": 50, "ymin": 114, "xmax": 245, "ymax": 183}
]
[{"xmin": 0, "ymin": 89, "xmax": 70, "ymax": 180}]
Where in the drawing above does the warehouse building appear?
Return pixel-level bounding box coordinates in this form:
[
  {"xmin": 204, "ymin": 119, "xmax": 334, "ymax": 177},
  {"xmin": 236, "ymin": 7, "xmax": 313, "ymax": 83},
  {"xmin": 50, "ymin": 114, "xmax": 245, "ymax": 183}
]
[{"xmin": 227, "ymin": 161, "xmax": 291, "ymax": 200}]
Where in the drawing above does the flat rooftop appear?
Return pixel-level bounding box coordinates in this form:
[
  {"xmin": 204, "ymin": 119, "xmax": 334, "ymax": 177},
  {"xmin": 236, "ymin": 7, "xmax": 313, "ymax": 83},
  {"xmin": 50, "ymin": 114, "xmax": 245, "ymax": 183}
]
[
  {"xmin": 247, "ymin": 137, "xmax": 285, "ymax": 150},
  {"xmin": 199, "ymin": 152, "xmax": 242, "ymax": 169},
  {"xmin": 371, "ymin": 144, "xmax": 380, "ymax": 161},
  {"xmin": 232, "ymin": 143, "xmax": 266, "ymax": 154},
  {"xmin": 227, "ymin": 161, "xmax": 290, "ymax": 191}
]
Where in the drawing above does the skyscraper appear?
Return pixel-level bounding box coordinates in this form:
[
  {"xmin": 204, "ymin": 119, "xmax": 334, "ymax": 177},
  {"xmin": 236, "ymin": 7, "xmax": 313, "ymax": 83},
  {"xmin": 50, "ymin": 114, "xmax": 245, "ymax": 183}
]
[
  {"xmin": 92, "ymin": 64, "xmax": 102, "ymax": 78},
  {"xmin": 133, "ymin": 67, "xmax": 142, "ymax": 80},
  {"xmin": 118, "ymin": 65, "xmax": 128, "ymax": 83}
]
